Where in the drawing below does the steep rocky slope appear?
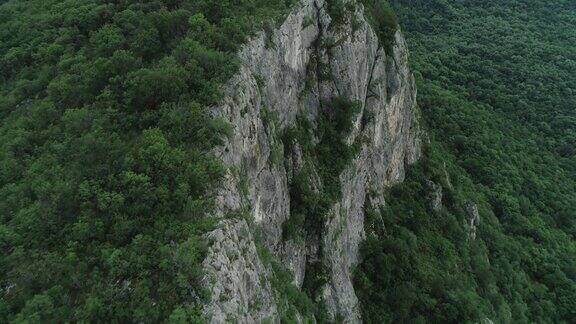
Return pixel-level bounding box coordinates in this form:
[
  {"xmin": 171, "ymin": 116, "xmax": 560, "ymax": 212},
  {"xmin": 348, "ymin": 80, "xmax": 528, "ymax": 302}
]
[{"xmin": 202, "ymin": 0, "xmax": 420, "ymax": 322}]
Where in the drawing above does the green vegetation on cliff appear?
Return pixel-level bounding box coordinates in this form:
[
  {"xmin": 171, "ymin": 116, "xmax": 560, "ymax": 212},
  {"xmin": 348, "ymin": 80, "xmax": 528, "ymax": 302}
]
[
  {"xmin": 355, "ymin": 0, "xmax": 576, "ymax": 322},
  {"xmin": 3, "ymin": 0, "xmax": 575, "ymax": 322}
]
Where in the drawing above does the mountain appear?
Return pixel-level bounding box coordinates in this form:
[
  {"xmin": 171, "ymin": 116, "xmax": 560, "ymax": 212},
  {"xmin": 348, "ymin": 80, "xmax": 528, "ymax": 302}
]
[{"xmin": 1, "ymin": 0, "xmax": 575, "ymax": 323}]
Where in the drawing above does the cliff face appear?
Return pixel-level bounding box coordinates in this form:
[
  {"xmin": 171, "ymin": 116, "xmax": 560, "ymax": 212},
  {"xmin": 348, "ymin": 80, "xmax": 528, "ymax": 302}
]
[{"xmin": 202, "ymin": 0, "xmax": 421, "ymax": 322}]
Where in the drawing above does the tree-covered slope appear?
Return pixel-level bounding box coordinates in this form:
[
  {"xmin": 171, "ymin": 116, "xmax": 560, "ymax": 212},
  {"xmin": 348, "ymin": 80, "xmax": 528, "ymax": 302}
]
[
  {"xmin": 2, "ymin": 0, "xmax": 575, "ymax": 323},
  {"xmin": 0, "ymin": 0, "xmax": 295, "ymax": 322},
  {"xmin": 355, "ymin": 0, "xmax": 576, "ymax": 323}
]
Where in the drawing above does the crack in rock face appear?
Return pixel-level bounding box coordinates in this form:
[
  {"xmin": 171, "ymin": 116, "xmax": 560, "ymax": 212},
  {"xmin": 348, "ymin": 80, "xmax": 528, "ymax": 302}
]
[{"xmin": 203, "ymin": 0, "xmax": 421, "ymax": 322}]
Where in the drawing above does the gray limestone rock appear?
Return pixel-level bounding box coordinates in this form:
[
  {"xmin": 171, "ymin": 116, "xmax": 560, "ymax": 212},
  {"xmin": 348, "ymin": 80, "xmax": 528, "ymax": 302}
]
[
  {"xmin": 426, "ymin": 180, "xmax": 443, "ymax": 211},
  {"xmin": 202, "ymin": 219, "xmax": 277, "ymax": 323},
  {"xmin": 202, "ymin": 0, "xmax": 421, "ymax": 322},
  {"xmin": 465, "ymin": 202, "xmax": 481, "ymax": 240}
]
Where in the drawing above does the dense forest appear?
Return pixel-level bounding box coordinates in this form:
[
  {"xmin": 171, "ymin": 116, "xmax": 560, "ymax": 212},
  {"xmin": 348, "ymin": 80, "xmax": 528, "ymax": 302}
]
[
  {"xmin": 355, "ymin": 0, "xmax": 576, "ymax": 322},
  {"xmin": 1, "ymin": 0, "xmax": 575, "ymax": 323},
  {"xmin": 0, "ymin": 0, "xmax": 296, "ymax": 322}
]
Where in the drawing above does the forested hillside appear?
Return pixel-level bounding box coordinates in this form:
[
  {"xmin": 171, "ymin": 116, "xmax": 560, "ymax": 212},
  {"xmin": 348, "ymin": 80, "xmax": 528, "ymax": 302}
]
[
  {"xmin": 355, "ymin": 0, "xmax": 576, "ymax": 322},
  {"xmin": 2, "ymin": 0, "xmax": 575, "ymax": 323},
  {"xmin": 0, "ymin": 0, "xmax": 295, "ymax": 322}
]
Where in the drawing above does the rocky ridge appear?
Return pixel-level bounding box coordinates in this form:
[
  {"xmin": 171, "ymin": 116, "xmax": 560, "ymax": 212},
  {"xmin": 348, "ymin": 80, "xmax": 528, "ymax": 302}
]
[{"xmin": 202, "ymin": 0, "xmax": 421, "ymax": 322}]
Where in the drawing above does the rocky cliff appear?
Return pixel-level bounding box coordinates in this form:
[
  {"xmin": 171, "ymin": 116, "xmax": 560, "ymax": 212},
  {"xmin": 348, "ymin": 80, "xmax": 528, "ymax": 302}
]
[{"xmin": 202, "ymin": 0, "xmax": 421, "ymax": 322}]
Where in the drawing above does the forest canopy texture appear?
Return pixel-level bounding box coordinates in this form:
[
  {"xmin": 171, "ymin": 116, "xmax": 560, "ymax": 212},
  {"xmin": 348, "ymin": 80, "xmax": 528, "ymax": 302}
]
[
  {"xmin": 0, "ymin": 0, "xmax": 295, "ymax": 322},
  {"xmin": 1, "ymin": 0, "xmax": 576, "ymax": 323},
  {"xmin": 354, "ymin": 0, "xmax": 576, "ymax": 323}
]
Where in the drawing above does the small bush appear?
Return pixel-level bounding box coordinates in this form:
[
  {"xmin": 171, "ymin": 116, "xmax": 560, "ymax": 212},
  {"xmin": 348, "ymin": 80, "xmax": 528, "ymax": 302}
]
[{"xmin": 361, "ymin": 0, "xmax": 398, "ymax": 51}]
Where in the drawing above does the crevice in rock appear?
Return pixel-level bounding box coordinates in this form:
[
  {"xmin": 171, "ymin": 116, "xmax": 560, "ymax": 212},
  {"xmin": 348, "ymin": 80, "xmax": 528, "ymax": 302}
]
[{"xmin": 312, "ymin": 0, "xmax": 326, "ymax": 102}]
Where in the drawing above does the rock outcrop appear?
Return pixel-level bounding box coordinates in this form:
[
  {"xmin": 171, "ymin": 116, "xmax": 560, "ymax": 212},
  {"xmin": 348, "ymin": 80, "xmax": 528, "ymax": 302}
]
[
  {"xmin": 426, "ymin": 180, "xmax": 443, "ymax": 211},
  {"xmin": 465, "ymin": 202, "xmax": 481, "ymax": 240},
  {"xmin": 202, "ymin": 0, "xmax": 421, "ymax": 322}
]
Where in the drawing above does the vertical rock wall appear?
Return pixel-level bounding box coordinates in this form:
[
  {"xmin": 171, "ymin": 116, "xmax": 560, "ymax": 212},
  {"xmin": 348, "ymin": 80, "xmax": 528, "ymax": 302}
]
[{"xmin": 202, "ymin": 0, "xmax": 421, "ymax": 322}]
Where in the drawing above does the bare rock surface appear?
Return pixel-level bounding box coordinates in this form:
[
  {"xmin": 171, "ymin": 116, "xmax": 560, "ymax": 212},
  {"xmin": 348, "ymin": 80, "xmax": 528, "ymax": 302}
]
[
  {"xmin": 466, "ymin": 202, "xmax": 481, "ymax": 240},
  {"xmin": 203, "ymin": 0, "xmax": 421, "ymax": 322},
  {"xmin": 426, "ymin": 180, "xmax": 443, "ymax": 211}
]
